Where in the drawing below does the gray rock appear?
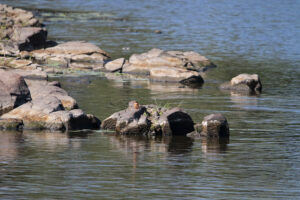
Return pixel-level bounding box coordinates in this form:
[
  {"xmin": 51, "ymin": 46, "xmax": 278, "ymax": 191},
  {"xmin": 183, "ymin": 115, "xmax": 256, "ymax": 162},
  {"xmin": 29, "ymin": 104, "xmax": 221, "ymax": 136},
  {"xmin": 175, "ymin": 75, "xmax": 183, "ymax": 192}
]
[
  {"xmin": 200, "ymin": 114, "xmax": 229, "ymax": 138},
  {"xmin": 101, "ymin": 101, "xmax": 194, "ymax": 136},
  {"xmin": 0, "ymin": 69, "xmax": 31, "ymax": 115},
  {"xmin": 27, "ymin": 80, "xmax": 78, "ymax": 110},
  {"xmin": 123, "ymin": 48, "xmax": 216, "ymax": 75}
]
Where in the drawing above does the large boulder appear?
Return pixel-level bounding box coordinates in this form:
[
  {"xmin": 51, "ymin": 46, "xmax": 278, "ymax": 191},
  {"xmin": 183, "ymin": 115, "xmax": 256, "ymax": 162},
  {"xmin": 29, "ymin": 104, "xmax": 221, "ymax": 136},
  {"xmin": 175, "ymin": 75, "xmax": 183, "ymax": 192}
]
[
  {"xmin": 1, "ymin": 96, "xmax": 100, "ymax": 131},
  {"xmin": 220, "ymin": 73, "xmax": 262, "ymax": 94},
  {"xmin": 0, "ymin": 69, "xmax": 31, "ymax": 115},
  {"xmin": 26, "ymin": 80, "xmax": 78, "ymax": 110},
  {"xmin": 101, "ymin": 101, "xmax": 194, "ymax": 136}
]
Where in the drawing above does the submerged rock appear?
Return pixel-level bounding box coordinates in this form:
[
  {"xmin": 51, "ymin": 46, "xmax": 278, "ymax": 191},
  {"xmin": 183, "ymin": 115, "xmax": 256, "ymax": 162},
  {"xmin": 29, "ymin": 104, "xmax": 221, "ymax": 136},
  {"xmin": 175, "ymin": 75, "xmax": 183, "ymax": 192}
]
[
  {"xmin": 101, "ymin": 101, "xmax": 194, "ymax": 136},
  {"xmin": 220, "ymin": 73, "xmax": 262, "ymax": 94}
]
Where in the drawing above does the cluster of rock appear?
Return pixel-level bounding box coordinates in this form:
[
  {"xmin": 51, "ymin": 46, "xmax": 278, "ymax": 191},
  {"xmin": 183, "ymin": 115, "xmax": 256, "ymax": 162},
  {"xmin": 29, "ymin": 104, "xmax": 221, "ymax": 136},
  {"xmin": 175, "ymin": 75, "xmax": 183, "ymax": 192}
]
[
  {"xmin": 0, "ymin": 4, "xmax": 110, "ymax": 73},
  {"xmin": 0, "ymin": 4, "xmax": 264, "ymax": 138},
  {"xmin": 101, "ymin": 101, "xmax": 195, "ymax": 136},
  {"xmin": 0, "ymin": 69, "xmax": 100, "ymax": 131},
  {"xmin": 104, "ymin": 48, "xmax": 216, "ymax": 86}
]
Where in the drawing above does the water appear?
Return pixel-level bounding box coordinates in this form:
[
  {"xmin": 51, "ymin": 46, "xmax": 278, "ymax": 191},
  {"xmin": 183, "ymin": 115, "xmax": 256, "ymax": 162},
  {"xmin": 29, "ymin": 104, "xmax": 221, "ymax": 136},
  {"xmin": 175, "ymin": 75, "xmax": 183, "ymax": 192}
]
[{"xmin": 1, "ymin": 0, "xmax": 300, "ymax": 199}]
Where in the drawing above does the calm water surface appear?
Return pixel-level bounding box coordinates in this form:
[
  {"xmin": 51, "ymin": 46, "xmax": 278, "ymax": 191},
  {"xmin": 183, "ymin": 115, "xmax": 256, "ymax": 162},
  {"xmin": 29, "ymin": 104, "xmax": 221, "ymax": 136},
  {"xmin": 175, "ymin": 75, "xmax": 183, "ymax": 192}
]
[{"xmin": 1, "ymin": 0, "xmax": 300, "ymax": 199}]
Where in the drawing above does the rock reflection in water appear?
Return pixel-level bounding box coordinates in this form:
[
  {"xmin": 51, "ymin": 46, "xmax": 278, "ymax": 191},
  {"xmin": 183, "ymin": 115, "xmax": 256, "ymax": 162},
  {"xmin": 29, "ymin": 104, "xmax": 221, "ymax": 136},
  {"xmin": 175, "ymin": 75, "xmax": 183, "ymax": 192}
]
[
  {"xmin": 104, "ymin": 133, "xmax": 194, "ymax": 168},
  {"xmin": 0, "ymin": 131, "xmax": 24, "ymax": 161},
  {"xmin": 201, "ymin": 137, "xmax": 229, "ymax": 153},
  {"xmin": 104, "ymin": 72, "xmax": 199, "ymax": 93}
]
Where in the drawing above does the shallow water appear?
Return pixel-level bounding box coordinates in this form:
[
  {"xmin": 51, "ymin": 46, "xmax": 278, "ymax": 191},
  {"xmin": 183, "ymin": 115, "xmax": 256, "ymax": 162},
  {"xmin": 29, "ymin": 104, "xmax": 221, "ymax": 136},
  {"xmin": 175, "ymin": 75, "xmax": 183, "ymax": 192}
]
[{"xmin": 1, "ymin": 0, "xmax": 300, "ymax": 199}]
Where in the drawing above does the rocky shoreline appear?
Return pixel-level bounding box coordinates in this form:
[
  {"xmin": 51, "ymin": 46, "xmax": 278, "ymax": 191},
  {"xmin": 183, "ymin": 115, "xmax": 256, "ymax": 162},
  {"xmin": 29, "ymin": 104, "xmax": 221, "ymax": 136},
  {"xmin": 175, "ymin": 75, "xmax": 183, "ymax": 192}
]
[{"xmin": 0, "ymin": 4, "xmax": 262, "ymax": 137}]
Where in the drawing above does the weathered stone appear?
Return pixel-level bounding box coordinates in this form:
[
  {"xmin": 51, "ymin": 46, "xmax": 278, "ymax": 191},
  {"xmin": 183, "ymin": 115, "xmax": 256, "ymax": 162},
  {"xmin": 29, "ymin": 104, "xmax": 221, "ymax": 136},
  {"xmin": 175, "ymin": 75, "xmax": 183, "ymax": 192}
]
[
  {"xmin": 101, "ymin": 101, "xmax": 194, "ymax": 136},
  {"xmin": 0, "ymin": 69, "xmax": 31, "ymax": 115},
  {"xmin": 220, "ymin": 73, "xmax": 262, "ymax": 93},
  {"xmin": 104, "ymin": 58, "xmax": 125, "ymax": 72},
  {"xmin": 200, "ymin": 114, "xmax": 229, "ymax": 138}
]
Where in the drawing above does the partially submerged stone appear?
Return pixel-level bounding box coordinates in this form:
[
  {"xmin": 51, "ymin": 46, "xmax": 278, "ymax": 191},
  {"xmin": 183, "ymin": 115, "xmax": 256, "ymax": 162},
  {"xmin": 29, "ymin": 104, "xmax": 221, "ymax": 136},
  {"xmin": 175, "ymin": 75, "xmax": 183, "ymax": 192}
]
[
  {"xmin": 220, "ymin": 73, "xmax": 262, "ymax": 94},
  {"xmin": 1, "ymin": 96, "xmax": 100, "ymax": 131},
  {"xmin": 101, "ymin": 101, "xmax": 194, "ymax": 136},
  {"xmin": 200, "ymin": 114, "xmax": 229, "ymax": 138}
]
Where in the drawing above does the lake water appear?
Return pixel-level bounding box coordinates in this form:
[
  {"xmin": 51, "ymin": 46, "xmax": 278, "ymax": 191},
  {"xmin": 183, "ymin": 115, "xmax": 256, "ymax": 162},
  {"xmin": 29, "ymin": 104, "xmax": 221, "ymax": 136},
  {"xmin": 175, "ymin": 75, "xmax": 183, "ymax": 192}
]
[{"xmin": 1, "ymin": 0, "xmax": 300, "ymax": 199}]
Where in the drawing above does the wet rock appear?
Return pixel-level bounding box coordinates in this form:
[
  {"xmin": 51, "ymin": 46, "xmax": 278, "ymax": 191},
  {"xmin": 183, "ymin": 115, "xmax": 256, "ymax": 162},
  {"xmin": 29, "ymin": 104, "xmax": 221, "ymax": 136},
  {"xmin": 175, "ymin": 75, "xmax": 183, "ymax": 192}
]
[
  {"xmin": 200, "ymin": 114, "xmax": 229, "ymax": 138},
  {"xmin": 101, "ymin": 101, "xmax": 194, "ymax": 136},
  {"xmin": 1, "ymin": 96, "xmax": 100, "ymax": 131},
  {"xmin": 220, "ymin": 73, "xmax": 262, "ymax": 93},
  {"xmin": 104, "ymin": 58, "xmax": 125, "ymax": 72},
  {"xmin": 0, "ymin": 69, "xmax": 31, "ymax": 115},
  {"xmin": 149, "ymin": 66, "xmax": 204, "ymax": 86},
  {"xmin": 0, "ymin": 118, "xmax": 23, "ymax": 130}
]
